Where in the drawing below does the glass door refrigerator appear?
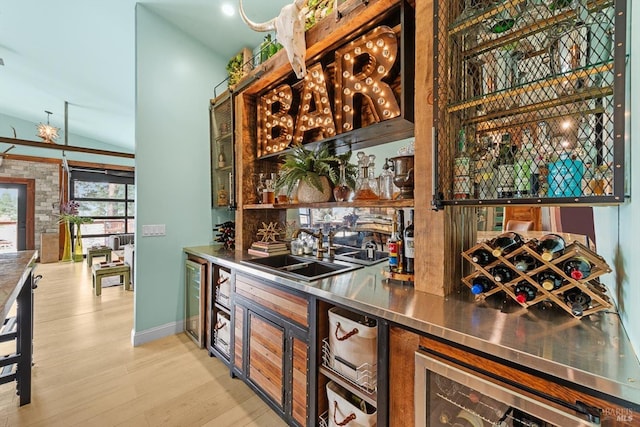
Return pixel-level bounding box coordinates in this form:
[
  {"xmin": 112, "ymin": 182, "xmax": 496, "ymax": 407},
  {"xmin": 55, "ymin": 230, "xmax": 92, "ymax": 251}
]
[{"xmin": 185, "ymin": 257, "xmax": 207, "ymax": 347}]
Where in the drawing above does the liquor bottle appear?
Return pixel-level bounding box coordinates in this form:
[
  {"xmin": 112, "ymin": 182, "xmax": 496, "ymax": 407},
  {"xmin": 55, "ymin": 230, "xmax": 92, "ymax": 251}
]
[
  {"xmin": 491, "ymin": 264, "xmax": 515, "ymax": 283},
  {"xmin": 217, "ymin": 184, "xmax": 228, "ymax": 206},
  {"xmin": 387, "ymin": 213, "xmax": 400, "ymax": 272},
  {"xmin": 513, "ymin": 129, "xmax": 532, "ymax": 198},
  {"xmin": 536, "ymin": 270, "xmax": 564, "ymax": 291},
  {"xmin": 496, "ymin": 133, "xmax": 515, "ymax": 199},
  {"xmin": 469, "ymin": 248, "xmax": 496, "ymax": 266},
  {"xmin": 536, "ymin": 233, "xmax": 566, "ymax": 261},
  {"xmin": 512, "ymin": 253, "xmax": 537, "ymax": 272},
  {"xmin": 404, "ymin": 209, "xmax": 415, "ymax": 274},
  {"xmin": 453, "ymin": 128, "xmax": 471, "ymax": 199},
  {"xmin": 489, "ymin": 232, "xmax": 524, "ymax": 257},
  {"xmin": 397, "ymin": 209, "xmax": 405, "ymax": 273},
  {"xmin": 564, "ymin": 288, "xmax": 592, "ymax": 316},
  {"xmin": 470, "ymin": 275, "xmax": 495, "ymax": 295},
  {"xmin": 514, "ymin": 281, "xmax": 537, "ymax": 303},
  {"xmin": 563, "ymin": 257, "xmax": 592, "ymax": 280}
]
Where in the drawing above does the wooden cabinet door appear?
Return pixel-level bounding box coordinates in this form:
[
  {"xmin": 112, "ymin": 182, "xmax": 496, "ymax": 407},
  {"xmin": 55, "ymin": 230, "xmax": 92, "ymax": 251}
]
[{"xmin": 249, "ymin": 312, "xmax": 285, "ymax": 408}]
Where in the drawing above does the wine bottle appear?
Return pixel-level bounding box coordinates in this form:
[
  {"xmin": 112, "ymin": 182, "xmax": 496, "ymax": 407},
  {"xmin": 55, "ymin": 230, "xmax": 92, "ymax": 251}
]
[
  {"xmin": 397, "ymin": 209, "xmax": 405, "ymax": 273},
  {"xmin": 564, "ymin": 288, "xmax": 592, "ymax": 316},
  {"xmin": 491, "ymin": 264, "xmax": 515, "ymax": 283},
  {"xmin": 514, "ymin": 281, "xmax": 537, "ymax": 303},
  {"xmin": 536, "ymin": 233, "xmax": 566, "ymax": 262},
  {"xmin": 563, "ymin": 256, "xmax": 592, "ymax": 280},
  {"xmin": 452, "ymin": 409, "xmax": 484, "ymax": 427},
  {"xmin": 512, "ymin": 253, "xmax": 537, "ymax": 272},
  {"xmin": 404, "ymin": 209, "xmax": 415, "ymax": 274},
  {"xmin": 470, "ymin": 276, "xmax": 495, "ymax": 295},
  {"xmin": 387, "ymin": 213, "xmax": 400, "ymax": 273},
  {"xmin": 536, "ymin": 270, "xmax": 564, "ymax": 291},
  {"xmin": 470, "ymin": 248, "xmax": 496, "ymax": 266},
  {"xmin": 489, "ymin": 232, "xmax": 524, "ymax": 257}
]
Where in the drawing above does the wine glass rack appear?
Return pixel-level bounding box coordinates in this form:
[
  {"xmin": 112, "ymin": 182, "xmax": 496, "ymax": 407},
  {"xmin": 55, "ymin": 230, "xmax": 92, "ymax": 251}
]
[
  {"xmin": 434, "ymin": 0, "xmax": 627, "ymax": 206},
  {"xmin": 462, "ymin": 238, "xmax": 613, "ymax": 318}
]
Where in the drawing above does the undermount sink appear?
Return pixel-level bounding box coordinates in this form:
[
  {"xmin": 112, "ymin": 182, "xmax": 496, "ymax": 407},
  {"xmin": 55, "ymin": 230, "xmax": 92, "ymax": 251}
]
[
  {"xmin": 241, "ymin": 254, "xmax": 362, "ymax": 281},
  {"xmin": 333, "ymin": 245, "xmax": 390, "ymax": 266}
]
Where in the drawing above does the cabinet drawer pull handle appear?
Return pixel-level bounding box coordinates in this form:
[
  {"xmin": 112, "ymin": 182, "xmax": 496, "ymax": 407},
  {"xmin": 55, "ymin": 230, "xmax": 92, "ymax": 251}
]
[
  {"xmin": 333, "ymin": 401, "xmax": 356, "ymax": 426},
  {"xmin": 335, "ymin": 322, "xmax": 359, "ymax": 341}
]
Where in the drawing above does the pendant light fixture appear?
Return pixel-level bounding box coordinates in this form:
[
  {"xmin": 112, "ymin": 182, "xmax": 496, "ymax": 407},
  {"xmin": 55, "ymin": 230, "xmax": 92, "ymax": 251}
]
[{"xmin": 37, "ymin": 110, "xmax": 60, "ymax": 143}]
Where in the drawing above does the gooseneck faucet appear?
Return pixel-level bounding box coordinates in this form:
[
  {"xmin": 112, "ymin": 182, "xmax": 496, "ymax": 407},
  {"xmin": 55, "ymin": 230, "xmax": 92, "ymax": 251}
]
[{"xmin": 292, "ymin": 228, "xmax": 325, "ymax": 259}]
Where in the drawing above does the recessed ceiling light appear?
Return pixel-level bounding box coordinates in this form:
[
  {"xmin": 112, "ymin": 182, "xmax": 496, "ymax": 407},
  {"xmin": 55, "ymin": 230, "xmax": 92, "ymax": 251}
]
[{"xmin": 221, "ymin": 3, "xmax": 234, "ymax": 17}]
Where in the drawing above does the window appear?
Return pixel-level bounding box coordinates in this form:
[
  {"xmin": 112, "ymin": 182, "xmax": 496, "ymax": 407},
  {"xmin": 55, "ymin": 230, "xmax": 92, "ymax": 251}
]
[{"xmin": 70, "ymin": 168, "xmax": 135, "ymax": 251}]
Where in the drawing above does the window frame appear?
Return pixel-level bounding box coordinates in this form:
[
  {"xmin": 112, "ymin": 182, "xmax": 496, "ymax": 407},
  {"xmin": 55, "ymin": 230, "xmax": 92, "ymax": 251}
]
[{"xmin": 69, "ymin": 168, "xmax": 135, "ymax": 251}]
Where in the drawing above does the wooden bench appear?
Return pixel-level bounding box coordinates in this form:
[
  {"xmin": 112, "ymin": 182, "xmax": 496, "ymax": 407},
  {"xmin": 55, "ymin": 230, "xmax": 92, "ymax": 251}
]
[
  {"xmin": 87, "ymin": 246, "xmax": 112, "ymax": 265},
  {"xmin": 91, "ymin": 262, "xmax": 130, "ymax": 296}
]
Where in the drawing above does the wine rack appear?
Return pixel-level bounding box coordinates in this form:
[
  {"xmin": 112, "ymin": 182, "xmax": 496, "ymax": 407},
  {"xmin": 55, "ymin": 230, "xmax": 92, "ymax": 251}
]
[{"xmin": 462, "ymin": 239, "xmax": 613, "ymax": 318}]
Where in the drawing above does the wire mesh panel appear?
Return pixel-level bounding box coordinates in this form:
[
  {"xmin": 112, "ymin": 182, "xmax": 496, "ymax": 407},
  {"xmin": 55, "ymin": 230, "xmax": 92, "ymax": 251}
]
[{"xmin": 434, "ymin": 0, "xmax": 626, "ymax": 206}]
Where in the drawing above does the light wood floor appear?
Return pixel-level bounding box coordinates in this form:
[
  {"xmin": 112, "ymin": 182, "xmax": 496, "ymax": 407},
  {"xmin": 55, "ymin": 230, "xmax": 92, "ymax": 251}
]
[{"xmin": 0, "ymin": 260, "xmax": 287, "ymax": 427}]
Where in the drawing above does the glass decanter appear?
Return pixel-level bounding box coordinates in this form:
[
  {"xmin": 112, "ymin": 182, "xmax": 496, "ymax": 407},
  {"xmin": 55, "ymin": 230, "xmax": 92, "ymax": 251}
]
[
  {"xmin": 354, "ymin": 154, "xmax": 379, "ymax": 200},
  {"xmin": 333, "ymin": 160, "xmax": 352, "ymax": 202}
]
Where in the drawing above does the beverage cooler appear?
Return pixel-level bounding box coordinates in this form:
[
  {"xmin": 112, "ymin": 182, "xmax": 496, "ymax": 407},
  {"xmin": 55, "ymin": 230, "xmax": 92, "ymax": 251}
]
[
  {"xmin": 185, "ymin": 258, "xmax": 207, "ymax": 347},
  {"xmin": 415, "ymin": 350, "xmax": 601, "ymax": 426}
]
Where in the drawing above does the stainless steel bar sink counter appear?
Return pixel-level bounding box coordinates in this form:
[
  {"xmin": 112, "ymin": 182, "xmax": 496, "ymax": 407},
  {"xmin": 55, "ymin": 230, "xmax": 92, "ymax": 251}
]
[{"xmin": 184, "ymin": 245, "xmax": 640, "ymax": 406}]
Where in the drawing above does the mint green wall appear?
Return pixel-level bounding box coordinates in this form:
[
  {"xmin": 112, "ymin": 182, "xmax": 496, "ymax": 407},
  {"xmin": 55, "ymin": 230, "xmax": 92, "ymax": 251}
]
[
  {"xmin": 0, "ymin": 112, "xmax": 134, "ymax": 166},
  {"xmin": 592, "ymin": 1, "xmax": 638, "ymax": 357},
  {"xmin": 134, "ymin": 5, "xmax": 227, "ymax": 338}
]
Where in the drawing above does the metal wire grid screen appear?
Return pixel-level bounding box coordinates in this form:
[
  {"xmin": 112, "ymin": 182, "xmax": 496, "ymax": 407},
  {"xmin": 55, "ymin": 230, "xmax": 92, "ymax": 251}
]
[{"xmin": 434, "ymin": 0, "xmax": 624, "ymax": 206}]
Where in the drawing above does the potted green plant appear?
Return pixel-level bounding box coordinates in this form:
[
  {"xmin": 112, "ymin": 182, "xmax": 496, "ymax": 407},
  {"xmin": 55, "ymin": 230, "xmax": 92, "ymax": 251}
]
[{"xmin": 275, "ymin": 143, "xmax": 356, "ymax": 203}]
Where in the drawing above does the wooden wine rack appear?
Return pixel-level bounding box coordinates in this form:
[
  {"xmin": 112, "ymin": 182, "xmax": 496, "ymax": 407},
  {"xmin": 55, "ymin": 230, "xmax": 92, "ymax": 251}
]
[{"xmin": 462, "ymin": 239, "xmax": 613, "ymax": 319}]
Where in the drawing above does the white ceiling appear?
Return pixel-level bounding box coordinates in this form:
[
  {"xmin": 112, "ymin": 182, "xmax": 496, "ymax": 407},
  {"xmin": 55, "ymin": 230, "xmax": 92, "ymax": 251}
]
[{"xmin": 0, "ymin": 0, "xmax": 290, "ymax": 151}]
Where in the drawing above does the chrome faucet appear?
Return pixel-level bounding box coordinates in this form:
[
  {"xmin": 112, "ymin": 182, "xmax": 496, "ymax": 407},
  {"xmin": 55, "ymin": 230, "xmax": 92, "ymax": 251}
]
[{"xmin": 292, "ymin": 228, "xmax": 325, "ymax": 259}]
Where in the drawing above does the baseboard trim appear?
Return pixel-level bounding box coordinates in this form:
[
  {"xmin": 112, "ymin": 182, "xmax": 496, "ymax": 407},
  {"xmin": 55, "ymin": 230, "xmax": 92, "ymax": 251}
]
[{"xmin": 131, "ymin": 320, "xmax": 185, "ymax": 347}]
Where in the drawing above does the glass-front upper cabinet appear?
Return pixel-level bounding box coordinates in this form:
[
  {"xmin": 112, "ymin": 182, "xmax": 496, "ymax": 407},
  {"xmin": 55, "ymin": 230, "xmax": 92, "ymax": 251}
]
[
  {"xmin": 210, "ymin": 91, "xmax": 236, "ymax": 209},
  {"xmin": 433, "ymin": 0, "xmax": 627, "ymax": 207}
]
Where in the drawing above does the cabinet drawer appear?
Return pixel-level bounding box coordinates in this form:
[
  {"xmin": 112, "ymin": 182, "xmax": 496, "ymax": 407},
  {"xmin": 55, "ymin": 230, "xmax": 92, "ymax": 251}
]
[{"xmin": 236, "ymin": 275, "xmax": 309, "ymax": 328}]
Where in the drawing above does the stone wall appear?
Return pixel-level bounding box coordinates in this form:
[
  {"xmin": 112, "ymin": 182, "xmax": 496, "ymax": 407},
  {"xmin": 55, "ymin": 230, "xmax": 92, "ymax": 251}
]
[{"xmin": 0, "ymin": 158, "xmax": 60, "ymax": 251}]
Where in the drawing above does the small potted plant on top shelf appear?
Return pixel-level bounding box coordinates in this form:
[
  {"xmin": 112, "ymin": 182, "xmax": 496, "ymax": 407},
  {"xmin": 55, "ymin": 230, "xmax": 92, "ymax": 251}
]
[{"xmin": 275, "ymin": 143, "xmax": 356, "ymax": 203}]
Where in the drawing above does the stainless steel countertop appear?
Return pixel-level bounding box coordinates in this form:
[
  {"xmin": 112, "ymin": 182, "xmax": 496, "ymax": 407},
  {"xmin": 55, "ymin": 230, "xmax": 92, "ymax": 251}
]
[{"xmin": 185, "ymin": 245, "xmax": 640, "ymax": 406}]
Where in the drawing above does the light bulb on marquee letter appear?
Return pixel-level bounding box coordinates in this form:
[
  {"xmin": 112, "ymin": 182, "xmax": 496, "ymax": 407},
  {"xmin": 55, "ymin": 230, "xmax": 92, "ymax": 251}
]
[
  {"xmin": 258, "ymin": 84, "xmax": 294, "ymax": 154},
  {"xmin": 334, "ymin": 26, "xmax": 400, "ymax": 133},
  {"xmin": 293, "ymin": 63, "xmax": 336, "ymax": 144}
]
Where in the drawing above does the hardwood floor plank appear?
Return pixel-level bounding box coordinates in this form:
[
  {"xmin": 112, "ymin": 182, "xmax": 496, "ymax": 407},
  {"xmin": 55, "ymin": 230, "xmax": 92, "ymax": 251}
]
[{"xmin": 0, "ymin": 261, "xmax": 286, "ymax": 426}]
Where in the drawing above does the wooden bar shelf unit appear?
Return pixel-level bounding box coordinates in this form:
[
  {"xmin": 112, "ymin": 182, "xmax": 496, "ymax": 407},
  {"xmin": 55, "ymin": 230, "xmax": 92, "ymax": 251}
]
[{"xmin": 243, "ymin": 198, "xmax": 414, "ymax": 210}]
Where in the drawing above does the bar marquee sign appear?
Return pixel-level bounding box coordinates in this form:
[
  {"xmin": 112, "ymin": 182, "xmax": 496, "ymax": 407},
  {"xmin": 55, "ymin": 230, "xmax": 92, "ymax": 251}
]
[{"xmin": 257, "ymin": 25, "xmax": 403, "ymax": 156}]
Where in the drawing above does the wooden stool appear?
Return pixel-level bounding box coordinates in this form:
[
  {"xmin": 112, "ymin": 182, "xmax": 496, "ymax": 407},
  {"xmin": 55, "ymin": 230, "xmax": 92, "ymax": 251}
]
[
  {"xmin": 92, "ymin": 262, "xmax": 131, "ymax": 296},
  {"xmin": 87, "ymin": 246, "xmax": 112, "ymax": 265}
]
